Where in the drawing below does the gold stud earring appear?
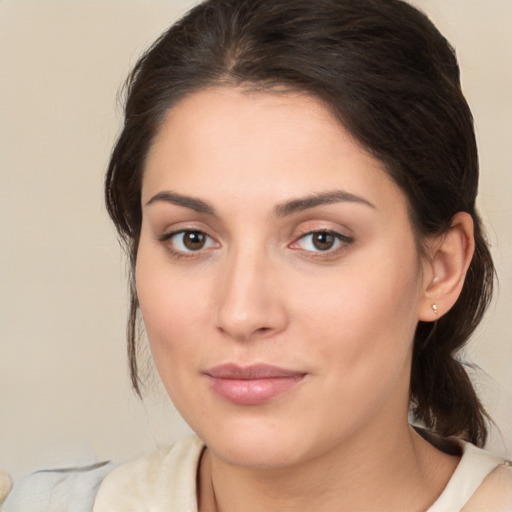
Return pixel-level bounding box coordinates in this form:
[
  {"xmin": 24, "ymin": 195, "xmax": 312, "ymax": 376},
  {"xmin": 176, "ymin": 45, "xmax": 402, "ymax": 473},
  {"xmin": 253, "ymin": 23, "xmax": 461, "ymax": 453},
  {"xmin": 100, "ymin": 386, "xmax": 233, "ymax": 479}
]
[{"xmin": 432, "ymin": 304, "xmax": 438, "ymax": 314}]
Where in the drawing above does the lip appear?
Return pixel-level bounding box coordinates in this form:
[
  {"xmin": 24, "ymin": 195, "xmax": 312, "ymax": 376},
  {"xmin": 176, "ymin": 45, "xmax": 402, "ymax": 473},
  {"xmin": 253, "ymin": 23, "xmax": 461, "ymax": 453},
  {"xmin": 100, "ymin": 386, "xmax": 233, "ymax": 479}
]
[{"xmin": 204, "ymin": 363, "xmax": 306, "ymax": 405}]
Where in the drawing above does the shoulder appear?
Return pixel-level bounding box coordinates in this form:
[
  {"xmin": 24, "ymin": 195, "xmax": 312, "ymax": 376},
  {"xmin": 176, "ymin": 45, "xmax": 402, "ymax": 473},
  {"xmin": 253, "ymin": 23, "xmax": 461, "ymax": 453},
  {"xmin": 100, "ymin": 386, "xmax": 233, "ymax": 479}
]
[
  {"xmin": 428, "ymin": 441, "xmax": 511, "ymax": 512},
  {"xmin": 464, "ymin": 462, "xmax": 512, "ymax": 512},
  {"xmin": 1, "ymin": 461, "xmax": 113, "ymax": 512},
  {"xmin": 93, "ymin": 435, "xmax": 204, "ymax": 511}
]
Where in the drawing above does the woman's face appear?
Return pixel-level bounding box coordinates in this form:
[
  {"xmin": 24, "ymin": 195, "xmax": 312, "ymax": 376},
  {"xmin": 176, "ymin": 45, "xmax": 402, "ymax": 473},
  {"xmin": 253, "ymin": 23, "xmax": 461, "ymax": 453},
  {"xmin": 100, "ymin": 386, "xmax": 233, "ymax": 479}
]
[{"xmin": 137, "ymin": 87, "xmax": 431, "ymax": 468}]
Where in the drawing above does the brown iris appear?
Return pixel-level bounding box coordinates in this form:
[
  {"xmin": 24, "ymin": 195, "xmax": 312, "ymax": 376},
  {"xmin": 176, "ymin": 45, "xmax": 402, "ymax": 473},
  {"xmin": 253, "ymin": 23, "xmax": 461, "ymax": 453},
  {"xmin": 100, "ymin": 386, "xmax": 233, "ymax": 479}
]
[
  {"xmin": 182, "ymin": 231, "xmax": 207, "ymax": 250},
  {"xmin": 312, "ymin": 232, "xmax": 337, "ymax": 251}
]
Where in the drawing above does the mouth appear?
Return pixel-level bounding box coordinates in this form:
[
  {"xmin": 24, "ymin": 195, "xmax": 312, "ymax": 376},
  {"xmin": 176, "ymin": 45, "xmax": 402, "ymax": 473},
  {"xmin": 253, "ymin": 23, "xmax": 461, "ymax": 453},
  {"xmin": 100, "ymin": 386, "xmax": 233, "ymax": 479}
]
[{"xmin": 204, "ymin": 363, "xmax": 306, "ymax": 405}]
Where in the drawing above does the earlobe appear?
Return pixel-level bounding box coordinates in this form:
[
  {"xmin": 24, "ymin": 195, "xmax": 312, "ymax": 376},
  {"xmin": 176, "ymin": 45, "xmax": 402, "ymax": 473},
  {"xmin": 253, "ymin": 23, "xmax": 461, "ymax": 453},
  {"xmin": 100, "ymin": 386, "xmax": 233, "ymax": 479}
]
[{"xmin": 419, "ymin": 212, "xmax": 475, "ymax": 321}]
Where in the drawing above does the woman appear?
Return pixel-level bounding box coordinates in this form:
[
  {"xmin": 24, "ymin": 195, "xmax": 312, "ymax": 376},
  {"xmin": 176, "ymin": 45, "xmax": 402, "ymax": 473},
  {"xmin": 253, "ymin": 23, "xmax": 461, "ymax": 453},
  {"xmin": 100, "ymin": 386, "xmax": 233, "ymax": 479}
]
[{"xmin": 3, "ymin": 0, "xmax": 511, "ymax": 510}]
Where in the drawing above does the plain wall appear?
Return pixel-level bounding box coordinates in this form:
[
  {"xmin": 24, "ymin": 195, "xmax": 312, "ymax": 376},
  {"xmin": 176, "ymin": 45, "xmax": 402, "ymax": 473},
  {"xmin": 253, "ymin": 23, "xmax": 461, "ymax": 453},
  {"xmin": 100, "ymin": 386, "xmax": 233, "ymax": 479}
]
[{"xmin": 1, "ymin": 0, "xmax": 511, "ymax": 482}]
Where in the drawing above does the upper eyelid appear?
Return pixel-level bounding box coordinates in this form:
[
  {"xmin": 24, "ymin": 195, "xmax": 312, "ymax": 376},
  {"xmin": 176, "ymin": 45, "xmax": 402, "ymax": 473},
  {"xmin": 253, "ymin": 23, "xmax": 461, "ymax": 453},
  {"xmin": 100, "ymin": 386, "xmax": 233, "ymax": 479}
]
[
  {"xmin": 290, "ymin": 215, "xmax": 355, "ymax": 234},
  {"xmin": 159, "ymin": 224, "xmax": 215, "ymax": 239},
  {"xmin": 294, "ymin": 227, "xmax": 353, "ymax": 241},
  {"xmin": 159, "ymin": 228, "xmax": 216, "ymax": 242}
]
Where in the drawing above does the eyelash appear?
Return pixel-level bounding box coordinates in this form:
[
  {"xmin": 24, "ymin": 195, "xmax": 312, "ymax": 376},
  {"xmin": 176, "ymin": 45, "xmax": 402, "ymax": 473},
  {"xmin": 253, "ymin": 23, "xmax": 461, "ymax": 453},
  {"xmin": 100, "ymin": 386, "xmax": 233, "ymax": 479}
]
[
  {"xmin": 158, "ymin": 229, "xmax": 353, "ymax": 259},
  {"xmin": 158, "ymin": 229, "xmax": 219, "ymax": 258},
  {"xmin": 291, "ymin": 229, "xmax": 354, "ymax": 258}
]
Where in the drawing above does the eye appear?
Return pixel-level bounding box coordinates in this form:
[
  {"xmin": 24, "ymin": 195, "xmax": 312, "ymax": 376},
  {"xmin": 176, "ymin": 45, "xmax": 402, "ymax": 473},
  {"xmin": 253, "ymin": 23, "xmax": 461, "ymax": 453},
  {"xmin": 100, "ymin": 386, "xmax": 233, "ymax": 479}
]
[
  {"xmin": 160, "ymin": 230, "xmax": 218, "ymax": 253},
  {"xmin": 292, "ymin": 230, "xmax": 352, "ymax": 253}
]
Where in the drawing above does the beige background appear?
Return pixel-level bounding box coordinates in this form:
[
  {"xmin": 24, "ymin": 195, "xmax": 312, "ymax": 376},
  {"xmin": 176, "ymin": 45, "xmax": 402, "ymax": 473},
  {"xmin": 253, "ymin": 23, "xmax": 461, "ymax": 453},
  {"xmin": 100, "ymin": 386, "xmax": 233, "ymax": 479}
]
[{"xmin": 1, "ymin": 0, "xmax": 511, "ymax": 481}]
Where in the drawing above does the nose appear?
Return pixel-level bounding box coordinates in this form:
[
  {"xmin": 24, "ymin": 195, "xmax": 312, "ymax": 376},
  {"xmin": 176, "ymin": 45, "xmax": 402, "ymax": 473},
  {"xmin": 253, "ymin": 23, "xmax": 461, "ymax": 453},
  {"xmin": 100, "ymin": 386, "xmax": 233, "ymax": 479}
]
[{"xmin": 214, "ymin": 246, "xmax": 288, "ymax": 342}]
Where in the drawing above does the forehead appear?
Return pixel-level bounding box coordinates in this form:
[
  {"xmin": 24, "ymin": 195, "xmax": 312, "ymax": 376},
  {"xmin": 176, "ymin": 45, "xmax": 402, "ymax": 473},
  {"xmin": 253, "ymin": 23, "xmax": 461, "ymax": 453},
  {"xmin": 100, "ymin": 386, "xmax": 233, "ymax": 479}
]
[
  {"xmin": 142, "ymin": 86, "xmax": 405, "ymax": 215},
  {"xmin": 149, "ymin": 87, "xmax": 351, "ymax": 163}
]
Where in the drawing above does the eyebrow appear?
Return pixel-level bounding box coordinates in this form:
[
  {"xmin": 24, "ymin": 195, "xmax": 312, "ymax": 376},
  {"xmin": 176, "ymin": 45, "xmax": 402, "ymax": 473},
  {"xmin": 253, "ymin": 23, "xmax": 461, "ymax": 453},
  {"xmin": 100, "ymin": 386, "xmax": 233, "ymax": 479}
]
[
  {"xmin": 145, "ymin": 191, "xmax": 217, "ymax": 215},
  {"xmin": 273, "ymin": 190, "xmax": 375, "ymax": 217},
  {"xmin": 145, "ymin": 189, "xmax": 375, "ymax": 217}
]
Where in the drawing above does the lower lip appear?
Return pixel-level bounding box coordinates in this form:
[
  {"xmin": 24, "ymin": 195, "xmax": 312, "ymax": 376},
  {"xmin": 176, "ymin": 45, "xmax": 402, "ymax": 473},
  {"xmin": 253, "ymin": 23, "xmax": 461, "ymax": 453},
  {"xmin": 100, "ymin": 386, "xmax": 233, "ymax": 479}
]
[{"xmin": 207, "ymin": 375, "xmax": 305, "ymax": 405}]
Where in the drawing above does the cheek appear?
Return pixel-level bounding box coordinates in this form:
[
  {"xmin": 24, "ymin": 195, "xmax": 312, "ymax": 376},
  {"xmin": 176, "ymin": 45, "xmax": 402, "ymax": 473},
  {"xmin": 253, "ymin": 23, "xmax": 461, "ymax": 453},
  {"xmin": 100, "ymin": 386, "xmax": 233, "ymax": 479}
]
[
  {"xmin": 135, "ymin": 257, "xmax": 212, "ymax": 418},
  {"xmin": 135, "ymin": 244, "xmax": 208, "ymax": 374},
  {"xmin": 299, "ymin": 243, "xmax": 422, "ymax": 379}
]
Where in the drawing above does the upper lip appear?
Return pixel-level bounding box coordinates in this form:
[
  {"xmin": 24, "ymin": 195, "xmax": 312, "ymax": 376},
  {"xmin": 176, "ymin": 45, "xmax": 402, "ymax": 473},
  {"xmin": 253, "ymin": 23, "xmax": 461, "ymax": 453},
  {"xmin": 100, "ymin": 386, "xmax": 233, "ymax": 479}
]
[{"xmin": 205, "ymin": 363, "xmax": 305, "ymax": 380}]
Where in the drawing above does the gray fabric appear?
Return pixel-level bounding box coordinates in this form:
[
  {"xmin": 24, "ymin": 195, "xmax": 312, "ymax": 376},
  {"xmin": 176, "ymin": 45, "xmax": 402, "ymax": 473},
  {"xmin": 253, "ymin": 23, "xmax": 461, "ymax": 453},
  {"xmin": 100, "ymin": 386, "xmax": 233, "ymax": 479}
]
[{"xmin": 2, "ymin": 461, "xmax": 114, "ymax": 512}]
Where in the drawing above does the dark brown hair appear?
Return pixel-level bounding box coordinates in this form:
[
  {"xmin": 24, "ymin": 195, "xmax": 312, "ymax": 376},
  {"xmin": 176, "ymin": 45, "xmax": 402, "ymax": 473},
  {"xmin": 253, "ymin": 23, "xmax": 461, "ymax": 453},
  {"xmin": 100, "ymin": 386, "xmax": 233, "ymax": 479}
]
[{"xmin": 105, "ymin": 0, "xmax": 494, "ymax": 446}]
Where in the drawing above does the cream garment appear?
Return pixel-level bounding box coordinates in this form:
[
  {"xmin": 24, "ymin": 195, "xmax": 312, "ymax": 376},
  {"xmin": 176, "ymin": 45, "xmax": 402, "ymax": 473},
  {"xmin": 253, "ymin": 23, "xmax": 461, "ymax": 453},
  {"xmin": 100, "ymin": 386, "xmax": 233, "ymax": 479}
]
[
  {"xmin": 94, "ymin": 434, "xmax": 512, "ymax": 512},
  {"xmin": 93, "ymin": 435, "xmax": 204, "ymax": 512}
]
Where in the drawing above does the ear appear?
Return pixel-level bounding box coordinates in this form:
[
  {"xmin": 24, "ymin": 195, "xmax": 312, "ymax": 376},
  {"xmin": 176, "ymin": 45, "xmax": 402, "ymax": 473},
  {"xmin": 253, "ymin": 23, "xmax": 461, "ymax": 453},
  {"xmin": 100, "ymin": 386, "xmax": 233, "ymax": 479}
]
[{"xmin": 418, "ymin": 212, "xmax": 475, "ymax": 321}]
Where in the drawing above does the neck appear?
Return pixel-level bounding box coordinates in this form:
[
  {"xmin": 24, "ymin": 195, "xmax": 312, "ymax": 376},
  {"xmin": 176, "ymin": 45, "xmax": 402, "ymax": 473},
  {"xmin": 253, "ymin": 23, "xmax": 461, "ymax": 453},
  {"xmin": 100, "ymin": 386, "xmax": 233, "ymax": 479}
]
[{"xmin": 198, "ymin": 422, "xmax": 459, "ymax": 512}]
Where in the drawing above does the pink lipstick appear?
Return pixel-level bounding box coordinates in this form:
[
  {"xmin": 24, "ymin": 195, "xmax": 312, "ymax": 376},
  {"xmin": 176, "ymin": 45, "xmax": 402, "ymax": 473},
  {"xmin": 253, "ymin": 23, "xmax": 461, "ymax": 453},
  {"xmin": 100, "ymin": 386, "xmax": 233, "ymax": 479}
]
[{"xmin": 204, "ymin": 364, "xmax": 305, "ymax": 405}]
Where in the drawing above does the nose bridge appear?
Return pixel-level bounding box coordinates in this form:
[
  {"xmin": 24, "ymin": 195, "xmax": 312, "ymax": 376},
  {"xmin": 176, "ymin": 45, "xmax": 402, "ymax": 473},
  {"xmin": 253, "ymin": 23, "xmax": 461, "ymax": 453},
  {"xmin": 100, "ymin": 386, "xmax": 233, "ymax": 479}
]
[{"xmin": 215, "ymin": 241, "xmax": 286, "ymax": 340}]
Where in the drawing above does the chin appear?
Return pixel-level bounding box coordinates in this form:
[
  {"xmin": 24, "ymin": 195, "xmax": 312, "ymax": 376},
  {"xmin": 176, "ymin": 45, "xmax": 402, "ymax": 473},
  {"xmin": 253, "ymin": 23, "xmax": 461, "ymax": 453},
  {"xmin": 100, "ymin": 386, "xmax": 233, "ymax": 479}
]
[
  {"xmin": 211, "ymin": 435, "xmax": 302, "ymax": 469},
  {"xmin": 193, "ymin": 412, "xmax": 327, "ymax": 470}
]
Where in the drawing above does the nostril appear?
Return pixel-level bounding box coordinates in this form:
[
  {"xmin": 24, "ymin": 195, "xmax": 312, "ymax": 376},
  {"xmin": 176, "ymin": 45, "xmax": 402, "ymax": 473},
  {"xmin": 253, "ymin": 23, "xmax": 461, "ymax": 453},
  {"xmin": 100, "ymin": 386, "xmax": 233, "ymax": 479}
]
[{"xmin": 216, "ymin": 323, "xmax": 275, "ymax": 342}]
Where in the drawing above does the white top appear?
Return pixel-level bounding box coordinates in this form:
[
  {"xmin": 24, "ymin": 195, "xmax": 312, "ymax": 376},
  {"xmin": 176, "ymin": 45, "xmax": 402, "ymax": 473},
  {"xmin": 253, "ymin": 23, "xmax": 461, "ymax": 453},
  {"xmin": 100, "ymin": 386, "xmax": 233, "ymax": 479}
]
[{"xmin": 93, "ymin": 435, "xmax": 512, "ymax": 512}]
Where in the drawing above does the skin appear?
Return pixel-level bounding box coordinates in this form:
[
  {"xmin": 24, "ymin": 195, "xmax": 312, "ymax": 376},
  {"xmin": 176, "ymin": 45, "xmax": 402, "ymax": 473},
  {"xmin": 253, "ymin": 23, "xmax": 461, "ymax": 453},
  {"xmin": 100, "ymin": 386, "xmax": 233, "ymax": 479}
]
[{"xmin": 136, "ymin": 87, "xmax": 472, "ymax": 511}]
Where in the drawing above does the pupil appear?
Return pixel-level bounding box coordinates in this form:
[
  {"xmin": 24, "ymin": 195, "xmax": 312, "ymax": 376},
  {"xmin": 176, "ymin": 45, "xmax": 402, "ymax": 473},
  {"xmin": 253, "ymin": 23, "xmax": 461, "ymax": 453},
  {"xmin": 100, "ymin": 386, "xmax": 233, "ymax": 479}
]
[
  {"xmin": 313, "ymin": 232, "xmax": 335, "ymax": 251},
  {"xmin": 184, "ymin": 231, "xmax": 205, "ymax": 250}
]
